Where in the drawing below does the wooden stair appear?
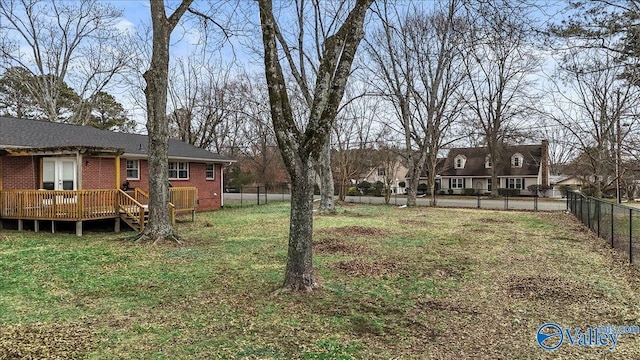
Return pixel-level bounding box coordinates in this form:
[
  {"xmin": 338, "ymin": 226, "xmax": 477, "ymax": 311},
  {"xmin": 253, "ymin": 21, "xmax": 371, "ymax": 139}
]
[
  {"xmin": 119, "ymin": 206, "xmax": 148, "ymax": 232},
  {"xmin": 118, "ymin": 190, "xmax": 148, "ymax": 232}
]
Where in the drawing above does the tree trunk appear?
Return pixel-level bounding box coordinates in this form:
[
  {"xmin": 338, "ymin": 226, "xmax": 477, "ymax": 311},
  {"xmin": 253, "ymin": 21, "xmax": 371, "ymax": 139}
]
[
  {"xmin": 140, "ymin": 0, "xmax": 193, "ymax": 243},
  {"xmin": 429, "ymin": 162, "xmax": 437, "ymax": 207},
  {"xmin": 406, "ymin": 160, "xmax": 419, "ymax": 207},
  {"xmin": 316, "ymin": 138, "xmax": 336, "ymax": 213},
  {"xmin": 283, "ymin": 159, "xmax": 317, "ymax": 291}
]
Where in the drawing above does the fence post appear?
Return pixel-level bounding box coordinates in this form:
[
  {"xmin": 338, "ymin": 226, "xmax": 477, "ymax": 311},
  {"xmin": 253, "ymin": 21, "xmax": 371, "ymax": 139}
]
[
  {"xmin": 587, "ymin": 198, "xmax": 591, "ymax": 230},
  {"xmin": 611, "ymin": 203, "xmax": 615, "ymax": 248},
  {"xmin": 257, "ymin": 186, "xmax": 260, "ymax": 206},
  {"xmin": 630, "ymin": 208, "xmax": 633, "ymax": 264},
  {"xmin": 240, "ymin": 186, "xmax": 243, "ymax": 207},
  {"xmin": 504, "ymin": 192, "xmax": 508, "ymax": 210},
  {"xmin": 265, "ymin": 185, "xmax": 268, "ymax": 205},
  {"xmin": 597, "ymin": 200, "xmax": 601, "ymax": 238},
  {"xmin": 534, "ymin": 196, "xmax": 538, "ymax": 212}
]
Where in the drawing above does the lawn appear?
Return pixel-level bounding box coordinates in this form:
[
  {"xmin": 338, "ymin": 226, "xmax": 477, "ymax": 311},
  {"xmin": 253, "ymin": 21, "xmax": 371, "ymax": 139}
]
[{"xmin": 2, "ymin": 203, "xmax": 640, "ymax": 359}]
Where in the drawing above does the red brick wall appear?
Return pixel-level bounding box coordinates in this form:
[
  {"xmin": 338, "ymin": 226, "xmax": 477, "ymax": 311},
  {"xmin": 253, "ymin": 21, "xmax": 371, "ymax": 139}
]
[
  {"xmin": 1, "ymin": 156, "xmax": 39, "ymax": 189},
  {"xmin": 0, "ymin": 155, "xmax": 223, "ymax": 210},
  {"xmin": 121, "ymin": 158, "xmax": 149, "ymax": 191},
  {"xmin": 120, "ymin": 158, "xmax": 222, "ymax": 211},
  {"xmin": 82, "ymin": 157, "xmax": 116, "ymax": 189}
]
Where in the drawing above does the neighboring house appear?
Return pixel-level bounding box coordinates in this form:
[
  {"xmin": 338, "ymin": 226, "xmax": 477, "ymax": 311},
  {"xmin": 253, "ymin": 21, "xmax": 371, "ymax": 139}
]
[
  {"xmin": 439, "ymin": 141, "xmax": 550, "ymax": 195},
  {"xmin": 549, "ymin": 175, "xmax": 585, "ymax": 198},
  {"xmin": 403, "ymin": 158, "xmax": 447, "ymax": 193},
  {"xmin": 360, "ymin": 157, "xmax": 408, "ymax": 194},
  {"xmin": 0, "ymin": 116, "xmax": 234, "ymax": 235}
]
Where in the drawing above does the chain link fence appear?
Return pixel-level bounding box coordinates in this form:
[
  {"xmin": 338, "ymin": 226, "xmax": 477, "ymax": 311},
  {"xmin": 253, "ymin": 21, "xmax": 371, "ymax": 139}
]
[{"xmin": 567, "ymin": 191, "xmax": 640, "ymax": 264}]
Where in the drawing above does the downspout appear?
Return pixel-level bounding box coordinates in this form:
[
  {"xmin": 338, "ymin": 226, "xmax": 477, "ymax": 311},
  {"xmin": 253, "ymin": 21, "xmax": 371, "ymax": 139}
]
[{"xmin": 220, "ymin": 163, "xmax": 225, "ymax": 208}]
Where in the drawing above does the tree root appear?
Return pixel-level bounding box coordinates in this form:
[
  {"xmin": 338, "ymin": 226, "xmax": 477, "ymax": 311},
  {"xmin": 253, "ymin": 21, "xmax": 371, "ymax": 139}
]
[{"xmin": 133, "ymin": 232, "xmax": 182, "ymax": 245}]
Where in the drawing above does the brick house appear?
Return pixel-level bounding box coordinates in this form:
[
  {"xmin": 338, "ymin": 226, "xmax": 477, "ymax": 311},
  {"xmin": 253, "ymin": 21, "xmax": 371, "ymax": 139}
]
[{"xmin": 0, "ymin": 116, "xmax": 234, "ymax": 234}]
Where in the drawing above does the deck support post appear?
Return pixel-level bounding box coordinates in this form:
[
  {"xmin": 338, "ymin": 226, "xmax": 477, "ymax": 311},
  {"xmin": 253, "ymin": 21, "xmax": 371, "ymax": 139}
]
[
  {"xmin": 51, "ymin": 221, "xmax": 55, "ymax": 233},
  {"xmin": 114, "ymin": 217, "xmax": 121, "ymax": 233},
  {"xmin": 34, "ymin": 220, "xmax": 39, "ymax": 232},
  {"xmin": 76, "ymin": 221, "xmax": 82, "ymax": 236},
  {"xmin": 18, "ymin": 219, "xmax": 23, "ymax": 231}
]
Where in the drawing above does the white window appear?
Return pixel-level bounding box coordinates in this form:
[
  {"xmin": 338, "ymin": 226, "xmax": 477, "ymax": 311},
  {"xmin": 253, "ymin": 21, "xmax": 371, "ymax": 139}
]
[
  {"xmin": 454, "ymin": 155, "xmax": 466, "ymax": 169},
  {"xmin": 377, "ymin": 168, "xmax": 386, "ymax": 176},
  {"xmin": 206, "ymin": 163, "xmax": 215, "ymax": 179},
  {"xmin": 488, "ymin": 178, "xmax": 492, "ymax": 191},
  {"xmin": 169, "ymin": 162, "xmax": 189, "ymax": 179},
  {"xmin": 508, "ymin": 178, "xmax": 524, "ymax": 189},
  {"xmin": 451, "ymin": 178, "xmax": 464, "ymax": 188},
  {"xmin": 485, "ymin": 156, "xmax": 492, "ymax": 168},
  {"xmin": 126, "ymin": 160, "xmax": 140, "ymax": 180},
  {"xmin": 511, "ymin": 153, "xmax": 523, "ymax": 168}
]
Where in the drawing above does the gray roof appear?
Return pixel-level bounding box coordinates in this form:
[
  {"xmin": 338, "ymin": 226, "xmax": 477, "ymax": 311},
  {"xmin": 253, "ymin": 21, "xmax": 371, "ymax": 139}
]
[
  {"xmin": 440, "ymin": 144, "xmax": 542, "ymax": 177},
  {"xmin": 0, "ymin": 116, "xmax": 234, "ymax": 163}
]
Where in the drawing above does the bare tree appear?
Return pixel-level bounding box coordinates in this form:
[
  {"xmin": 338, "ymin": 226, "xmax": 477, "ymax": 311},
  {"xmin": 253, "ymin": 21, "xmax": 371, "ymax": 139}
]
[
  {"xmin": 258, "ymin": 0, "xmax": 373, "ymax": 291},
  {"xmin": 0, "ymin": 0, "xmax": 131, "ymax": 123},
  {"xmin": 548, "ymin": 47, "xmax": 640, "ymax": 197},
  {"xmin": 364, "ymin": 0, "xmax": 467, "ymax": 206},
  {"xmin": 141, "ymin": 0, "xmax": 193, "ymax": 243},
  {"xmin": 332, "ymin": 91, "xmax": 380, "ymax": 200},
  {"xmin": 461, "ymin": 0, "xmax": 541, "ymax": 196}
]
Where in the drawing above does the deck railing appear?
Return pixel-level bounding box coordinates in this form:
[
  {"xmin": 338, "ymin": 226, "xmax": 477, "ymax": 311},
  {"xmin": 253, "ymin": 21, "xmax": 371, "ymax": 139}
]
[
  {"xmin": 118, "ymin": 189, "xmax": 146, "ymax": 232},
  {"xmin": 169, "ymin": 187, "xmax": 198, "ymax": 213},
  {"xmin": 0, "ymin": 187, "xmax": 198, "ymax": 225},
  {"xmin": 0, "ymin": 189, "xmax": 118, "ymax": 220}
]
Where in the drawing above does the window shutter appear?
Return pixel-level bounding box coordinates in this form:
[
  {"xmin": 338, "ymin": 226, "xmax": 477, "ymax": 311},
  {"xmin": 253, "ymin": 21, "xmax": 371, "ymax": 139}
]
[
  {"xmin": 522, "ymin": 178, "xmax": 525, "ymax": 190},
  {"xmin": 449, "ymin": 178, "xmax": 451, "ymax": 189},
  {"xmin": 463, "ymin": 178, "xmax": 466, "ymax": 188}
]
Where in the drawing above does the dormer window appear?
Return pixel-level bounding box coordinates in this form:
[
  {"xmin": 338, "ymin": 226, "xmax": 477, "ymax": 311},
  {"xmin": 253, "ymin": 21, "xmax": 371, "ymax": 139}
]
[
  {"xmin": 511, "ymin": 153, "xmax": 524, "ymax": 168},
  {"xmin": 485, "ymin": 156, "xmax": 492, "ymax": 169},
  {"xmin": 454, "ymin": 154, "xmax": 466, "ymax": 169}
]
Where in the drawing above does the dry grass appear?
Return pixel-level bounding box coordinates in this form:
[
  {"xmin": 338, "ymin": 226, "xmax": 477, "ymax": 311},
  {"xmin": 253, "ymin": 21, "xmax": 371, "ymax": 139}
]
[{"xmin": 1, "ymin": 204, "xmax": 640, "ymax": 359}]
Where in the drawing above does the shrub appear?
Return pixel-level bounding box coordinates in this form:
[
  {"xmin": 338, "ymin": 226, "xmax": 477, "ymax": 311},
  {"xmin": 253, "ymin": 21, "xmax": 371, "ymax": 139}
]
[
  {"xmin": 447, "ymin": 189, "xmax": 454, "ymax": 195},
  {"xmin": 357, "ymin": 181, "xmax": 372, "ymax": 192},
  {"xmin": 462, "ymin": 188, "xmax": 476, "ymax": 196},
  {"xmin": 439, "ymin": 190, "xmax": 445, "ymax": 195},
  {"xmin": 371, "ymin": 181, "xmax": 385, "ymax": 197},
  {"xmin": 560, "ymin": 184, "xmax": 575, "ymax": 198},
  {"xmin": 498, "ymin": 188, "xmax": 520, "ymax": 197},
  {"xmin": 398, "ymin": 181, "xmax": 406, "ymax": 188},
  {"xmin": 347, "ymin": 186, "xmax": 359, "ymax": 196},
  {"xmin": 581, "ymin": 184, "xmax": 597, "ymax": 197},
  {"xmin": 417, "ymin": 183, "xmax": 429, "ymax": 195},
  {"xmin": 527, "ymin": 184, "xmax": 553, "ymax": 197}
]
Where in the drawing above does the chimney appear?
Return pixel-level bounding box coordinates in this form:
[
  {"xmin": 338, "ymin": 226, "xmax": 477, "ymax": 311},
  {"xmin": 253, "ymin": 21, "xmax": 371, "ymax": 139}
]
[{"xmin": 541, "ymin": 140, "xmax": 549, "ymax": 186}]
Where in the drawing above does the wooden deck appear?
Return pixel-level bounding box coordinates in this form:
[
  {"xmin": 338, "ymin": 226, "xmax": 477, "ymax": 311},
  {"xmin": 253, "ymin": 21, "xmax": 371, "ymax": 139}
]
[{"xmin": 0, "ymin": 187, "xmax": 197, "ymax": 235}]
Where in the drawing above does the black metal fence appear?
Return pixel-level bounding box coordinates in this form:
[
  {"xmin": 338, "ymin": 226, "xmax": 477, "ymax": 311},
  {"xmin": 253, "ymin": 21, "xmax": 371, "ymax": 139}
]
[
  {"xmin": 223, "ymin": 185, "xmax": 567, "ymax": 211},
  {"xmin": 223, "ymin": 185, "xmax": 291, "ymax": 207},
  {"xmin": 567, "ymin": 191, "xmax": 640, "ymax": 264}
]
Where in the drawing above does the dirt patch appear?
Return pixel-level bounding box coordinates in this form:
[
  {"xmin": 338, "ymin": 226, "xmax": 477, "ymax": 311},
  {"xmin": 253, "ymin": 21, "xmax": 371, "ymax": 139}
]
[
  {"xmin": 0, "ymin": 322, "xmax": 96, "ymax": 359},
  {"xmin": 478, "ymin": 217, "xmax": 514, "ymax": 224},
  {"xmin": 506, "ymin": 275, "xmax": 600, "ymax": 301},
  {"xmin": 418, "ymin": 298, "xmax": 478, "ymax": 315},
  {"xmin": 329, "ymin": 259, "xmax": 399, "ymax": 277},
  {"xmin": 314, "ymin": 237, "xmax": 373, "ymax": 255},
  {"xmin": 398, "ymin": 219, "xmax": 431, "ymax": 227},
  {"xmin": 317, "ymin": 226, "xmax": 389, "ymax": 238}
]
